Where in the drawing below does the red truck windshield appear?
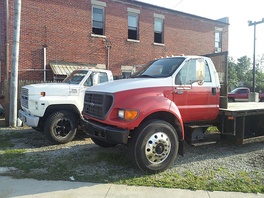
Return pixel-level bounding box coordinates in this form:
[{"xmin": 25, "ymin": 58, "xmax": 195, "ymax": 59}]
[{"xmin": 131, "ymin": 57, "xmax": 186, "ymax": 78}]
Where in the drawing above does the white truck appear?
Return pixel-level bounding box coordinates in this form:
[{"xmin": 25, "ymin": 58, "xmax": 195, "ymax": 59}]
[{"xmin": 19, "ymin": 69, "xmax": 113, "ymax": 144}]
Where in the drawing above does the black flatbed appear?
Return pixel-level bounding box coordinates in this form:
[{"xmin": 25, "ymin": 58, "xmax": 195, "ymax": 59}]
[{"xmin": 219, "ymin": 102, "xmax": 264, "ymax": 144}]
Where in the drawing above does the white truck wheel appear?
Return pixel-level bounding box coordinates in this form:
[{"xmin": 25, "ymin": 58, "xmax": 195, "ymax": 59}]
[{"xmin": 44, "ymin": 110, "xmax": 78, "ymax": 144}]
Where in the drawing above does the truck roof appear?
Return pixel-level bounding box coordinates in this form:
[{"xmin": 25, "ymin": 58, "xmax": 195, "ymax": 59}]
[
  {"xmin": 73, "ymin": 68, "xmax": 111, "ymax": 72},
  {"xmin": 158, "ymin": 55, "xmax": 209, "ymax": 60}
]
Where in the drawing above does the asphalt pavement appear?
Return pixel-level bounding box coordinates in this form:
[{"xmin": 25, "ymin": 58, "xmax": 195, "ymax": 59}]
[{"xmin": 0, "ymin": 176, "xmax": 263, "ymax": 198}]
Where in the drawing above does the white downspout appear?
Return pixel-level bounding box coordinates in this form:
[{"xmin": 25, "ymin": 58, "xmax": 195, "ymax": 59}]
[{"xmin": 43, "ymin": 45, "xmax": 47, "ymax": 82}]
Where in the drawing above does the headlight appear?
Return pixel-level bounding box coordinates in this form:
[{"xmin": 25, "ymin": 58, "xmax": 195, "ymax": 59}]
[{"xmin": 118, "ymin": 109, "xmax": 139, "ymax": 121}]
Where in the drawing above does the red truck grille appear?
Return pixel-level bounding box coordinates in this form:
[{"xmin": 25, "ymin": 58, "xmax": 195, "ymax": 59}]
[{"xmin": 83, "ymin": 92, "xmax": 113, "ymax": 119}]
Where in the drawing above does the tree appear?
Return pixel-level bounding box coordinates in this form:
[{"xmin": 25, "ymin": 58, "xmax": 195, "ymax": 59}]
[
  {"xmin": 227, "ymin": 57, "xmax": 238, "ymax": 90},
  {"xmin": 236, "ymin": 56, "xmax": 251, "ymax": 83},
  {"xmin": 228, "ymin": 55, "xmax": 264, "ymax": 92}
]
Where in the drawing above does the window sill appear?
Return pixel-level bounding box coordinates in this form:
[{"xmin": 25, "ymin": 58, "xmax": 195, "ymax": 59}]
[
  {"xmin": 153, "ymin": 42, "xmax": 165, "ymax": 46},
  {"xmin": 91, "ymin": 34, "xmax": 106, "ymax": 38},
  {"xmin": 127, "ymin": 39, "xmax": 140, "ymax": 43}
]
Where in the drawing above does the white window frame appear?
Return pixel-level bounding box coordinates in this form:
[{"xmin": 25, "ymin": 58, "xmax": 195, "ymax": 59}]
[
  {"xmin": 127, "ymin": 8, "xmax": 140, "ymax": 42},
  {"xmin": 91, "ymin": 0, "xmax": 106, "ymax": 36},
  {"xmin": 154, "ymin": 14, "xmax": 165, "ymax": 44},
  {"xmin": 215, "ymin": 27, "xmax": 222, "ymax": 53}
]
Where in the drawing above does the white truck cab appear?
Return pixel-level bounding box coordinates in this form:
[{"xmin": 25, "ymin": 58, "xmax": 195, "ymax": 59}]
[{"xmin": 19, "ymin": 69, "xmax": 113, "ymax": 144}]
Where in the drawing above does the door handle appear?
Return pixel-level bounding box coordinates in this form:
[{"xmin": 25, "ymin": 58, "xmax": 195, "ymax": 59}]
[{"xmin": 212, "ymin": 87, "xmax": 217, "ymax": 95}]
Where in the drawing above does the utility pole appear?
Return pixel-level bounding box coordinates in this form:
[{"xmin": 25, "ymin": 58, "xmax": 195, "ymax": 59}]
[
  {"xmin": 6, "ymin": 0, "xmax": 9, "ymax": 80},
  {"xmin": 248, "ymin": 18, "xmax": 264, "ymax": 100},
  {"xmin": 9, "ymin": 0, "xmax": 21, "ymax": 127}
]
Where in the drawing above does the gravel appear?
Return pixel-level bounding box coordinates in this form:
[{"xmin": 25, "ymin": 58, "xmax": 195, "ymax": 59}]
[{"xmin": 0, "ymin": 127, "xmax": 263, "ymax": 184}]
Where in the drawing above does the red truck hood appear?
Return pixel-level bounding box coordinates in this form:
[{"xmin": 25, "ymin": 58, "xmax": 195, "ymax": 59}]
[{"xmin": 86, "ymin": 77, "xmax": 173, "ymax": 93}]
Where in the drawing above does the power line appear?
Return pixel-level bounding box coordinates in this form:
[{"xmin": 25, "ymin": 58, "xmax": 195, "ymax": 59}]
[{"xmin": 173, "ymin": 0, "xmax": 185, "ymax": 8}]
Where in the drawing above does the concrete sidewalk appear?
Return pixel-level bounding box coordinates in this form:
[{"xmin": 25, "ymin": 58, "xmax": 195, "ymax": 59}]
[{"xmin": 0, "ymin": 176, "xmax": 263, "ymax": 198}]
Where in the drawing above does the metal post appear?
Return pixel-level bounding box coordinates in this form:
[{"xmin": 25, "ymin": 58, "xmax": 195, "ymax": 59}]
[
  {"xmin": 9, "ymin": 0, "xmax": 21, "ymax": 127},
  {"xmin": 252, "ymin": 24, "xmax": 256, "ymax": 92},
  {"xmin": 248, "ymin": 18, "xmax": 264, "ymax": 94}
]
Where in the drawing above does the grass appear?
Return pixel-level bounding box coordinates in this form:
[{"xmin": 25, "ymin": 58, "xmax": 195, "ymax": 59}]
[
  {"xmin": 116, "ymin": 170, "xmax": 264, "ymax": 193},
  {"xmin": 206, "ymin": 126, "xmax": 219, "ymax": 133},
  {"xmin": 0, "ymin": 129, "xmax": 263, "ymax": 194},
  {"xmin": 0, "ymin": 132, "xmax": 24, "ymax": 148}
]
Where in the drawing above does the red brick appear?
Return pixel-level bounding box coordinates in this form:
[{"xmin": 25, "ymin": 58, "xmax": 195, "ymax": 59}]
[{"xmin": 0, "ymin": 0, "xmax": 228, "ymax": 82}]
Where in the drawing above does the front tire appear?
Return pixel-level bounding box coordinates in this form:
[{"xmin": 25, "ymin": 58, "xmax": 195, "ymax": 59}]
[
  {"xmin": 44, "ymin": 111, "xmax": 78, "ymax": 144},
  {"xmin": 128, "ymin": 119, "xmax": 179, "ymax": 174}
]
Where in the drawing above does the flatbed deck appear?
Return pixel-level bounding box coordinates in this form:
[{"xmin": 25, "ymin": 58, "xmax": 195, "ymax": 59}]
[
  {"xmin": 220, "ymin": 102, "xmax": 264, "ymax": 116},
  {"xmin": 218, "ymin": 102, "xmax": 264, "ymax": 144}
]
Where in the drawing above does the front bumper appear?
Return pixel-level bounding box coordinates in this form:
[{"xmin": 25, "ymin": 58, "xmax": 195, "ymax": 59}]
[
  {"xmin": 81, "ymin": 118, "xmax": 130, "ymax": 144},
  {"xmin": 19, "ymin": 109, "xmax": 39, "ymax": 127}
]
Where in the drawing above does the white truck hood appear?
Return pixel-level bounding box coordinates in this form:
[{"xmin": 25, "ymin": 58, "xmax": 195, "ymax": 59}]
[
  {"xmin": 24, "ymin": 83, "xmax": 78, "ymax": 96},
  {"xmin": 86, "ymin": 78, "xmax": 172, "ymax": 93}
]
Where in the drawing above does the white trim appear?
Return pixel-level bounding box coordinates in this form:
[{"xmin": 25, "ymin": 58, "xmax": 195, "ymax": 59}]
[
  {"xmin": 127, "ymin": 7, "xmax": 140, "ymax": 14},
  {"xmin": 215, "ymin": 27, "xmax": 222, "ymax": 31},
  {"xmin": 127, "ymin": 39, "xmax": 140, "ymax": 43},
  {"xmin": 153, "ymin": 42, "xmax": 165, "ymax": 46},
  {"xmin": 154, "ymin": 13, "xmax": 165, "ymax": 19},
  {"xmin": 91, "ymin": 0, "xmax": 106, "ymax": 7},
  {"xmin": 91, "ymin": 34, "xmax": 106, "ymax": 38}
]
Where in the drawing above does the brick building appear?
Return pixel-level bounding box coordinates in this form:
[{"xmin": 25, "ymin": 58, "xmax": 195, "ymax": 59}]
[{"xmin": 0, "ymin": 0, "xmax": 229, "ymax": 94}]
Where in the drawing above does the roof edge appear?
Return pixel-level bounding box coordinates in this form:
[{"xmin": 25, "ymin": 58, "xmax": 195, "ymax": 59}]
[{"xmin": 133, "ymin": 0, "xmax": 230, "ymax": 25}]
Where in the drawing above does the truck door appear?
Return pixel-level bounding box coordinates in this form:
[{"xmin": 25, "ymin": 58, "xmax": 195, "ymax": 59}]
[{"xmin": 173, "ymin": 58, "xmax": 219, "ymax": 122}]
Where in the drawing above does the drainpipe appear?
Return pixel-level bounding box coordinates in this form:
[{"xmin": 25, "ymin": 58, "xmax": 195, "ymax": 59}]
[
  {"xmin": 6, "ymin": 0, "xmax": 9, "ymax": 80},
  {"xmin": 104, "ymin": 39, "xmax": 111, "ymax": 70},
  {"xmin": 107, "ymin": 46, "xmax": 110, "ymax": 70},
  {"xmin": 43, "ymin": 45, "xmax": 47, "ymax": 82}
]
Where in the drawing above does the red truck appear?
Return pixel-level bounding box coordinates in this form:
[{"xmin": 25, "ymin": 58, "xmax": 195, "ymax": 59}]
[
  {"xmin": 228, "ymin": 87, "xmax": 264, "ymax": 102},
  {"xmin": 81, "ymin": 55, "xmax": 264, "ymax": 173}
]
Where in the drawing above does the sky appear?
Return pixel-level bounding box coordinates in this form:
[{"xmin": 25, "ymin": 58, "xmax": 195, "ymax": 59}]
[{"xmin": 138, "ymin": 0, "xmax": 264, "ymax": 60}]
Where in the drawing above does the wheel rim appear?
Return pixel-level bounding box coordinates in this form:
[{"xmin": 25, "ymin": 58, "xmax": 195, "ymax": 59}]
[
  {"xmin": 54, "ymin": 118, "xmax": 73, "ymax": 138},
  {"xmin": 145, "ymin": 132, "xmax": 171, "ymax": 164}
]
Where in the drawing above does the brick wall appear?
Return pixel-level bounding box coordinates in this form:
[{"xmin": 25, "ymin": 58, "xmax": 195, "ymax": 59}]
[{"xmin": 1, "ymin": 0, "xmax": 228, "ymax": 81}]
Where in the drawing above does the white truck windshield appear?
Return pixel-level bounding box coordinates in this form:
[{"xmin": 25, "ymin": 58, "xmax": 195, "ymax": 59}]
[{"xmin": 63, "ymin": 70, "xmax": 89, "ymax": 85}]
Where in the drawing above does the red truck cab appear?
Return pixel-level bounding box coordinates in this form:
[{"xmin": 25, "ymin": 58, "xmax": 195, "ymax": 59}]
[{"xmin": 82, "ymin": 56, "xmax": 221, "ymax": 173}]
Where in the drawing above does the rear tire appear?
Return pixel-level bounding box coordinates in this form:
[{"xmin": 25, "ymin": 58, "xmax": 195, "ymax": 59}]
[
  {"xmin": 128, "ymin": 119, "xmax": 179, "ymax": 174},
  {"xmin": 44, "ymin": 111, "xmax": 78, "ymax": 144}
]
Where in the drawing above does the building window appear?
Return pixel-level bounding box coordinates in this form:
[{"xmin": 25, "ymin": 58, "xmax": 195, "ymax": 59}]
[
  {"xmin": 154, "ymin": 17, "xmax": 164, "ymax": 44},
  {"xmin": 92, "ymin": 6, "xmax": 105, "ymax": 35},
  {"xmin": 128, "ymin": 13, "xmax": 139, "ymax": 40},
  {"xmin": 215, "ymin": 28, "xmax": 222, "ymax": 53}
]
